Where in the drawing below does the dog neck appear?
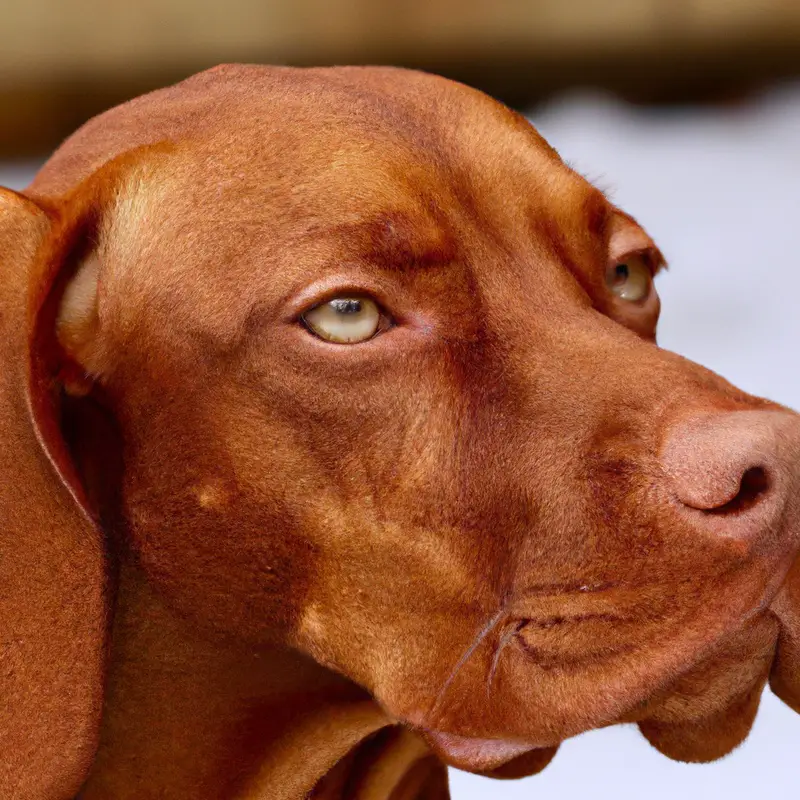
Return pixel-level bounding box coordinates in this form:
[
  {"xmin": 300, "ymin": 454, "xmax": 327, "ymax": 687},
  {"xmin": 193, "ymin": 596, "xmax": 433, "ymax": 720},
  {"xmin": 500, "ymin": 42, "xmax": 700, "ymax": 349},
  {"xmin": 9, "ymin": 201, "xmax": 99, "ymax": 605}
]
[{"xmin": 78, "ymin": 562, "xmax": 446, "ymax": 799}]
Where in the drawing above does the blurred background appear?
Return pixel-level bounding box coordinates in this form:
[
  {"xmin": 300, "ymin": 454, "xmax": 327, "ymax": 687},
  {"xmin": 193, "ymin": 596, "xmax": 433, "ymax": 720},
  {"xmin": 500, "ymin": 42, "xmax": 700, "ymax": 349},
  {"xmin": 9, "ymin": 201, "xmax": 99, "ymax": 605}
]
[{"xmin": 2, "ymin": 1, "xmax": 798, "ymax": 797}]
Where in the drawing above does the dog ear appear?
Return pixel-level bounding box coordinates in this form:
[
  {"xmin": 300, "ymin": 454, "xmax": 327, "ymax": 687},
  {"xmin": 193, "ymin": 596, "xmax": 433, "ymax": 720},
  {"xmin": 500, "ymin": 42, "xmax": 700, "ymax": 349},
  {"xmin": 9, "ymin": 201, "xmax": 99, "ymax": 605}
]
[{"xmin": 0, "ymin": 184, "xmax": 112, "ymax": 796}]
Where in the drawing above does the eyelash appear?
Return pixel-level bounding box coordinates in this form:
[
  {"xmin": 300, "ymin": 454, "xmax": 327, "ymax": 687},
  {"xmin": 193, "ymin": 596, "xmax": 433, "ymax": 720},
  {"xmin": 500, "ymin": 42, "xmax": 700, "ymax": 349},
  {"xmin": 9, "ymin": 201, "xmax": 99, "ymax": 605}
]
[{"xmin": 611, "ymin": 249, "xmax": 656, "ymax": 271}]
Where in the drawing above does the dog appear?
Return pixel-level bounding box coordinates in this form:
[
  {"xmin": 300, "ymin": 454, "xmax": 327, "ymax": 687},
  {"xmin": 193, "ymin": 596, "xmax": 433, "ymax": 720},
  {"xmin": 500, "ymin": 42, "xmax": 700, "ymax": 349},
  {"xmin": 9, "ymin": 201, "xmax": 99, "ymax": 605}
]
[{"xmin": 1, "ymin": 64, "xmax": 799, "ymax": 799}]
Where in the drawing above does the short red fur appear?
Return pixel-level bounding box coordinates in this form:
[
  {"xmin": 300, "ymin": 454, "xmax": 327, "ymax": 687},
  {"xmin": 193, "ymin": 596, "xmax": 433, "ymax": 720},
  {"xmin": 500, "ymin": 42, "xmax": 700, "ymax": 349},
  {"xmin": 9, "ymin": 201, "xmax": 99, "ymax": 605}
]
[{"xmin": 1, "ymin": 65, "xmax": 799, "ymax": 799}]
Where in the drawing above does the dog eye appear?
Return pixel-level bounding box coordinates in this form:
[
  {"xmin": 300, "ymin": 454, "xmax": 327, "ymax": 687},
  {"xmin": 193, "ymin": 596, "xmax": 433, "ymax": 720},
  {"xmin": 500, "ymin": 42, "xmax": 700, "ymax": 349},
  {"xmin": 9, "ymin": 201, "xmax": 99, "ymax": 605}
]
[
  {"xmin": 302, "ymin": 296, "xmax": 382, "ymax": 343},
  {"xmin": 606, "ymin": 254, "xmax": 652, "ymax": 303}
]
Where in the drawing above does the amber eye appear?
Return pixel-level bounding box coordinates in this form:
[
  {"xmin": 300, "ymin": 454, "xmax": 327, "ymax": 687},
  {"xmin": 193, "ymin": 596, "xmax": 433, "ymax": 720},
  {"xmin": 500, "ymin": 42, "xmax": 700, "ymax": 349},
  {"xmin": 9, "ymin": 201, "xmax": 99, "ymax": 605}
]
[
  {"xmin": 605, "ymin": 254, "xmax": 653, "ymax": 303},
  {"xmin": 302, "ymin": 296, "xmax": 382, "ymax": 343}
]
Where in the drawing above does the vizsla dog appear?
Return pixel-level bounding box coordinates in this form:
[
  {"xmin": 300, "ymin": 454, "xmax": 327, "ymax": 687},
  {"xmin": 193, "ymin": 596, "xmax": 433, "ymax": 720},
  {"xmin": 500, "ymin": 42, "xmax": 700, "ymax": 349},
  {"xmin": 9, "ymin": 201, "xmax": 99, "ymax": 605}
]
[{"xmin": 1, "ymin": 64, "xmax": 799, "ymax": 800}]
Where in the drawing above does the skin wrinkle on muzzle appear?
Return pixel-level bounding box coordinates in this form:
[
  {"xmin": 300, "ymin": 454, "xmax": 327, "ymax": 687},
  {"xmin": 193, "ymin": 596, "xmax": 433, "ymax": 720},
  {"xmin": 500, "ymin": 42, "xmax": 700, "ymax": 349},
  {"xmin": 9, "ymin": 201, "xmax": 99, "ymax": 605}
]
[{"xmin": 0, "ymin": 64, "xmax": 799, "ymax": 798}]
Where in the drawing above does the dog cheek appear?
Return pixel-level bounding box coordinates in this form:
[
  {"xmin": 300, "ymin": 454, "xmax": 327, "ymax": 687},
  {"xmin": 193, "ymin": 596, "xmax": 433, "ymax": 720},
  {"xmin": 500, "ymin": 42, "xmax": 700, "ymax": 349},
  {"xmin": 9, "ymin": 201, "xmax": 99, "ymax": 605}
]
[{"xmin": 123, "ymin": 481, "xmax": 320, "ymax": 644}]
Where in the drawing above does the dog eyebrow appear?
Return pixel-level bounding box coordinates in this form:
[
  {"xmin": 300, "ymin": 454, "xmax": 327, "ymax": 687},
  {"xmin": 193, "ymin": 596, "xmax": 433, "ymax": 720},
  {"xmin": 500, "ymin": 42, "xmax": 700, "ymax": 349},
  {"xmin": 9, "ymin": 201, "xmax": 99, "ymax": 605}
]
[
  {"xmin": 583, "ymin": 190, "xmax": 614, "ymax": 239},
  {"xmin": 314, "ymin": 211, "xmax": 459, "ymax": 271},
  {"xmin": 588, "ymin": 191, "xmax": 668, "ymax": 275}
]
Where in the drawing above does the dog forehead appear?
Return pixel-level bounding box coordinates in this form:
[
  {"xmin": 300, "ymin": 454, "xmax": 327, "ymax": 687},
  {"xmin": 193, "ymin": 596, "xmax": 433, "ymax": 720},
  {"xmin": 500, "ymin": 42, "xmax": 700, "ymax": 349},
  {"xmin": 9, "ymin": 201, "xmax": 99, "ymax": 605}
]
[
  {"xmin": 95, "ymin": 88, "xmax": 566, "ymax": 269},
  {"xmin": 29, "ymin": 64, "xmax": 562, "ymax": 200}
]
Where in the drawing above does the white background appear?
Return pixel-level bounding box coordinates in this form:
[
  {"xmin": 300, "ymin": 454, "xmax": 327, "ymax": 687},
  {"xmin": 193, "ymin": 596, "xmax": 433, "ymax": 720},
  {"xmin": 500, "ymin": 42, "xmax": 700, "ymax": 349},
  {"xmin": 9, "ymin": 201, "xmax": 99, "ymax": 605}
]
[{"xmin": 3, "ymin": 82, "xmax": 799, "ymax": 798}]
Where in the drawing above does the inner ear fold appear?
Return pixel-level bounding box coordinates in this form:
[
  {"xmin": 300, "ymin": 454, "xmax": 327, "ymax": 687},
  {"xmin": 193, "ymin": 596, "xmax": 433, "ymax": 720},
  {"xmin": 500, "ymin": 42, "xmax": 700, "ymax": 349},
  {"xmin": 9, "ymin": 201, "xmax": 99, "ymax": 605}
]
[
  {"xmin": 58, "ymin": 248, "xmax": 102, "ymax": 357},
  {"xmin": 30, "ymin": 175, "xmax": 126, "ymax": 524},
  {"xmin": 56, "ymin": 250, "xmax": 104, "ymax": 395}
]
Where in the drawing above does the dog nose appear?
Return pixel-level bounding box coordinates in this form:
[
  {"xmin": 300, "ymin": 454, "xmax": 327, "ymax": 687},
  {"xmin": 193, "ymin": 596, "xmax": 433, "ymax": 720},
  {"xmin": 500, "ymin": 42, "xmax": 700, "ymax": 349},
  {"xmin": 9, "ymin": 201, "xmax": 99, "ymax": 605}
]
[{"xmin": 660, "ymin": 410, "xmax": 800, "ymax": 543}]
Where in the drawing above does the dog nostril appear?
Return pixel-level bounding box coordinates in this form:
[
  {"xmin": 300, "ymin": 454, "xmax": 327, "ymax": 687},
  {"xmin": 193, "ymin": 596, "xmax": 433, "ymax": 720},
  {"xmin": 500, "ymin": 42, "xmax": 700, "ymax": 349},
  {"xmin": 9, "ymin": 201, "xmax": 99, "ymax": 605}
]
[
  {"xmin": 661, "ymin": 410, "xmax": 800, "ymax": 537},
  {"xmin": 705, "ymin": 466, "xmax": 770, "ymax": 516}
]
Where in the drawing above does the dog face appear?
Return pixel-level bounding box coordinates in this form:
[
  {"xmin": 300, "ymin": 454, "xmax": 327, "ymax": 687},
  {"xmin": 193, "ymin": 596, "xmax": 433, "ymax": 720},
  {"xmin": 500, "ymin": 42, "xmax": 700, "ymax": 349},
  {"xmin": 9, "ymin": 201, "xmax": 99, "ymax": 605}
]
[{"xmin": 10, "ymin": 66, "xmax": 800, "ymax": 779}]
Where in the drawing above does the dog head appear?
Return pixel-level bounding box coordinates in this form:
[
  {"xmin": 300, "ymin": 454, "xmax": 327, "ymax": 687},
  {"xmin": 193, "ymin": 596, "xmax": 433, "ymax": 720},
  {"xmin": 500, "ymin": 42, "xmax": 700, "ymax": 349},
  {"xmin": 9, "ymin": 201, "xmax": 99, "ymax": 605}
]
[{"xmin": 4, "ymin": 65, "xmax": 800, "ymax": 785}]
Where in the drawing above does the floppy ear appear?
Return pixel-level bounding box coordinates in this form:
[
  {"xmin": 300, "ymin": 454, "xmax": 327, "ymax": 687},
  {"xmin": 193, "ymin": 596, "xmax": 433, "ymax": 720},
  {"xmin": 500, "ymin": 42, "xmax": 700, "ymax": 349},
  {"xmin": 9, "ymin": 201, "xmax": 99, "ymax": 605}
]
[{"xmin": 0, "ymin": 186, "xmax": 111, "ymax": 796}]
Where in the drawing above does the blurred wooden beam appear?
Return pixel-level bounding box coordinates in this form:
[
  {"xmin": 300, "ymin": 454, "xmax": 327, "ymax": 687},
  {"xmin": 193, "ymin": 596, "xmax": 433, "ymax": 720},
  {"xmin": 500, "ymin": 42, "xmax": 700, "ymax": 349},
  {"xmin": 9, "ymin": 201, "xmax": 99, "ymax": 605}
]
[{"xmin": 1, "ymin": 0, "xmax": 799, "ymax": 157}]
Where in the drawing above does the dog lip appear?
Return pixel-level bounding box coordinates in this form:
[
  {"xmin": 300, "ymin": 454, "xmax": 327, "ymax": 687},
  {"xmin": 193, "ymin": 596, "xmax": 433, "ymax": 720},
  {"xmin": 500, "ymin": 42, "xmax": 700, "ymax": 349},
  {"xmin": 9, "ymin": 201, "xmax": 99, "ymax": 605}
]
[
  {"xmin": 418, "ymin": 728, "xmax": 537, "ymax": 772},
  {"xmin": 510, "ymin": 610, "xmax": 640, "ymax": 673},
  {"xmin": 508, "ymin": 581, "xmax": 632, "ymax": 621},
  {"xmin": 514, "ymin": 628, "xmax": 637, "ymax": 671},
  {"xmin": 516, "ymin": 611, "xmax": 627, "ymax": 628}
]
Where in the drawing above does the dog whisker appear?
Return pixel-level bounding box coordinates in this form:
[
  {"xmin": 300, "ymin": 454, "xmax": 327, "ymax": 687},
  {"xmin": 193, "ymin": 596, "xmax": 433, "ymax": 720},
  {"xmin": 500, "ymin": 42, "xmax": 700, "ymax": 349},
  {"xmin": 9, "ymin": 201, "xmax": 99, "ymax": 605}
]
[
  {"xmin": 428, "ymin": 608, "xmax": 506, "ymax": 725},
  {"xmin": 486, "ymin": 623, "xmax": 520, "ymax": 700}
]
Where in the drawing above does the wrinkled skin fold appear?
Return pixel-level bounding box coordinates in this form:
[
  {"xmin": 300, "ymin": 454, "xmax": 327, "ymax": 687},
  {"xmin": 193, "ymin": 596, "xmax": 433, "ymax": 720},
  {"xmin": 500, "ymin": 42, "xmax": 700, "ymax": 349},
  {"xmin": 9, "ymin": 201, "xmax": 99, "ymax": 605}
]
[{"xmin": 0, "ymin": 65, "xmax": 799, "ymax": 798}]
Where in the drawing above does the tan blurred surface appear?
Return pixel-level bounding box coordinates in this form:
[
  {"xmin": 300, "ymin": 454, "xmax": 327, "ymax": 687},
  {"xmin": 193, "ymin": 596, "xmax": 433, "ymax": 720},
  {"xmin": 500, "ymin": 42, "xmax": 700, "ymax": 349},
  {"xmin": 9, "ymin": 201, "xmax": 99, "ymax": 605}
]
[
  {"xmin": 3, "ymin": 0, "xmax": 800, "ymax": 74},
  {"xmin": 1, "ymin": 0, "xmax": 799, "ymax": 155}
]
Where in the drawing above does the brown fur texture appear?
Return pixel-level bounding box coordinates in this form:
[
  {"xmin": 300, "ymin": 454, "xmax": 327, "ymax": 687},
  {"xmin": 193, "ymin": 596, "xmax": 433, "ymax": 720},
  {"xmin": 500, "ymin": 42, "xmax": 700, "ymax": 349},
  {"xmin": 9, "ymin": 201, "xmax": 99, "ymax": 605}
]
[{"xmin": 1, "ymin": 64, "xmax": 799, "ymax": 799}]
